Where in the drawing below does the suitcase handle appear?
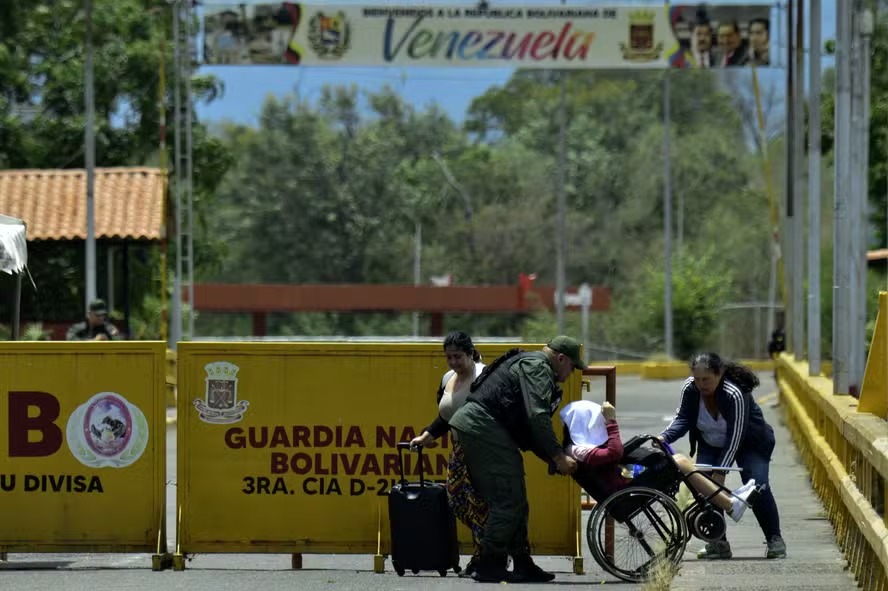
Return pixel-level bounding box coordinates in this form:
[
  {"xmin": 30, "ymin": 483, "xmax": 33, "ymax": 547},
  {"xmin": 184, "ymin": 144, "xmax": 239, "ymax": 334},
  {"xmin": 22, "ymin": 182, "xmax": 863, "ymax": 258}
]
[{"xmin": 396, "ymin": 441, "xmax": 426, "ymax": 487}]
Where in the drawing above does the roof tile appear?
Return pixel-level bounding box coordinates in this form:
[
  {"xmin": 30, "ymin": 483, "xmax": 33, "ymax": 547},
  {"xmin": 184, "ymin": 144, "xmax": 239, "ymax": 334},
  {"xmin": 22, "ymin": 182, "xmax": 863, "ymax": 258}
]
[{"xmin": 0, "ymin": 167, "xmax": 166, "ymax": 241}]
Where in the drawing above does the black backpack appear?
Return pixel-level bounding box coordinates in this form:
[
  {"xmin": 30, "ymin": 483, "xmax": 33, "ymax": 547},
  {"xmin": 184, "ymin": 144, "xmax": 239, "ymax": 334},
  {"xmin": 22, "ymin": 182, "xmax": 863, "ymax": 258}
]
[{"xmin": 620, "ymin": 435, "xmax": 682, "ymax": 497}]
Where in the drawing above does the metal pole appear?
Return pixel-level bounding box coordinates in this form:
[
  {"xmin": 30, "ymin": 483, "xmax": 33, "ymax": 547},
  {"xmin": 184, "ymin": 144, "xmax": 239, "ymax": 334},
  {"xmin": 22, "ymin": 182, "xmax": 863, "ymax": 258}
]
[
  {"xmin": 834, "ymin": 0, "xmax": 852, "ymax": 394},
  {"xmin": 854, "ymin": 6, "xmax": 874, "ymax": 392},
  {"xmin": 792, "ymin": 0, "xmax": 805, "ymax": 360},
  {"xmin": 431, "ymin": 152, "xmax": 474, "ymax": 253},
  {"xmin": 849, "ymin": 2, "xmax": 862, "ymax": 393},
  {"xmin": 783, "ymin": 0, "xmax": 795, "ymax": 359},
  {"xmin": 751, "ymin": 66, "xmax": 783, "ymax": 343},
  {"xmin": 159, "ymin": 17, "xmax": 169, "ymax": 345},
  {"xmin": 755, "ymin": 305, "xmax": 762, "ymax": 359},
  {"xmin": 12, "ymin": 273, "xmax": 21, "ymax": 340},
  {"xmin": 580, "ymin": 283, "xmax": 591, "ymax": 363},
  {"xmin": 677, "ymin": 193, "xmax": 683, "ymax": 260},
  {"xmin": 185, "ymin": 0, "xmax": 196, "ymax": 340},
  {"xmin": 107, "ymin": 246, "xmax": 114, "ymax": 311},
  {"xmin": 808, "ymin": 0, "xmax": 823, "ymax": 376},
  {"xmin": 663, "ymin": 72, "xmax": 674, "ymax": 359},
  {"xmin": 555, "ymin": 71, "xmax": 567, "ymax": 334},
  {"xmin": 171, "ymin": 0, "xmax": 183, "ymax": 347},
  {"xmin": 776, "ymin": 2, "xmax": 784, "ymax": 68},
  {"xmin": 84, "ymin": 0, "xmax": 97, "ymax": 307},
  {"xmin": 412, "ymin": 220, "xmax": 421, "ymax": 337}
]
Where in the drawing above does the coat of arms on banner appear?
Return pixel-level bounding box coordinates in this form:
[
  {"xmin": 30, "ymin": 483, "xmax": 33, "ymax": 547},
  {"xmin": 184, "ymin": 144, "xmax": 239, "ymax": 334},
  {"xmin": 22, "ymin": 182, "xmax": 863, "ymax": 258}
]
[
  {"xmin": 66, "ymin": 392, "xmax": 149, "ymax": 468},
  {"xmin": 620, "ymin": 10, "xmax": 663, "ymax": 62},
  {"xmin": 307, "ymin": 11, "xmax": 351, "ymax": 59},
  {"xmin": 194, "ymin": 361, "xmax": 250, "ymax": 424}
]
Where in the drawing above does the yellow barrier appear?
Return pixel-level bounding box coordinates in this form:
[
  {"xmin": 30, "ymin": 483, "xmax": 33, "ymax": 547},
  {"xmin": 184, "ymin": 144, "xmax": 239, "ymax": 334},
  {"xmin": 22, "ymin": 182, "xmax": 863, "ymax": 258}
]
[
  {"xmin": 778, "ymin": 317, "xmax": 888, "ymax": 591},
  {"xmin": 588, "ymin": 361, "xmax": 646, "ymax": 375},
  {"xmin": 175, "ymin": 342, "xmax": 582, "ymax": 572},
  {"xmin": 859, "ymin": 292, "xmax": 888, "ymax": 418},
  {"xmin": 636, "ymin": 359, "xmax": 775, "ymax": 380},
  {"xmin": 0, "ymin": 342, "xmax": 170, "ymax": 567}
]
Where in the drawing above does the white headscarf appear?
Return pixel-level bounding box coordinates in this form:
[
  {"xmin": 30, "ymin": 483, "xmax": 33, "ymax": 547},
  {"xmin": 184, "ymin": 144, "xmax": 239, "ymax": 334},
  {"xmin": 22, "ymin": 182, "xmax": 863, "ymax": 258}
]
[{"xmin": 559, "ymin": 400, "xmax": 609, "ymax": 447}]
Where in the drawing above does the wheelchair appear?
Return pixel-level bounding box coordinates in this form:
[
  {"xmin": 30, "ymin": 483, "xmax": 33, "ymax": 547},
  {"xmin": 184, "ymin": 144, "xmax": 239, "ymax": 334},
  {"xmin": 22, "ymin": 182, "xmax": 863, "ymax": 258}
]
[{"xmin": 571, "ymin": 434, "xmax": 753, "ymax": 583}]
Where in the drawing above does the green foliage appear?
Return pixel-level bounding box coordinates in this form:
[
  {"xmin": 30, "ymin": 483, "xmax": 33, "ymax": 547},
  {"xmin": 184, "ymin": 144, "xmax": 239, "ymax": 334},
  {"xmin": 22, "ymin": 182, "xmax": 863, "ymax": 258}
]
[
  {"xmin": 2, "ymin": 3, "xmax": 775, "ymax": 345},
  {"xmin": 606, "ymin": 249, "xmax": 734, "ymax": 360},
  {"xmin": 128, "ymin": 292, "xmax": 164, "ymax": 340},
  {"xmin": 22, "ymin": 323, "xmax": 51, "ymax": 341},
  {"xmin": 0, "ymin": 0, "xmax": 232, "ymax": 328},
  {"xmin": 196, "ymin": 67, "xmax": 773, "ymax": 343}
]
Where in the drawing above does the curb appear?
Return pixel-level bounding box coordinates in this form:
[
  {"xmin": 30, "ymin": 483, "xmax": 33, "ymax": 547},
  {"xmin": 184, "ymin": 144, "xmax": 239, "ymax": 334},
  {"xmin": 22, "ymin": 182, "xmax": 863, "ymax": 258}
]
[
  {"xmin": 588, "ymin": 360, "xmax": 775, "ymax": 380},
  {"xmin": 757, "ymin": 391, "xmax": 779, "ymax": 405}
]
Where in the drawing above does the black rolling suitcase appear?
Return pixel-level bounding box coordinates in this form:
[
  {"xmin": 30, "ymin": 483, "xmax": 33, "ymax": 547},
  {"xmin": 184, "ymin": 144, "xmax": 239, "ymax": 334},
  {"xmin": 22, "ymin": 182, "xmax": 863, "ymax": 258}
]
[{"xmin": 388, "ymin": 442, "xmax": 461, "ymax": 577}]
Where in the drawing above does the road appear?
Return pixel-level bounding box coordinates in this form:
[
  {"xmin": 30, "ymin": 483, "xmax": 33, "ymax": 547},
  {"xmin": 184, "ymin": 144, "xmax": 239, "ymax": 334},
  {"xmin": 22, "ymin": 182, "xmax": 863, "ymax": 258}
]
[{"xmin": 0, "ymin": 373, "xmax": 858, "ymax": 590}]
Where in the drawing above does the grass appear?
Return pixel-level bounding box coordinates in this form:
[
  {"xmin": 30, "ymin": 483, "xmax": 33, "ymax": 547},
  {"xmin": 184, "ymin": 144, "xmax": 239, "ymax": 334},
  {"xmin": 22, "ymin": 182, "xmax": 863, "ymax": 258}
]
[{"xmin": 641, "ymin": 555, "xmax": 680, "ymax": 591}]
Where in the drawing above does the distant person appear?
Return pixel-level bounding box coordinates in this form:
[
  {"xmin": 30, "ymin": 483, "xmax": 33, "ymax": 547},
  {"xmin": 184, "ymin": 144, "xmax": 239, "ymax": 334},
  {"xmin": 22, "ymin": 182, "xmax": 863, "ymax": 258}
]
[
  {"xmin": 747, "ymin": 18, "xmax": 770, "ymax": 66},
  {"xmin": 66, "ymin": 299, "xmax": 120, "ymax": 341},
  {"xmin": 717, "ymin": 21, "xmax": 749, "ymax": 67},
  {"xmin": 767, "ymin": 325, "xmax": 786, "ymax": 359},
  {"xmin": 768, "ymin": 315, "xmax": 786, "ymax": 382}
]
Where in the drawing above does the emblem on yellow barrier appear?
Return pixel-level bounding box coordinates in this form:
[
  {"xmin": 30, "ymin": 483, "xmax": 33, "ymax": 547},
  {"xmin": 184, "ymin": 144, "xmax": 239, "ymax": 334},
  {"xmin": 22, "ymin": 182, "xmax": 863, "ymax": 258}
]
[
  {"xmin": 194, "ymin": 361, "xmax": 250, "ymax": 424},
  {"xmin": 66, "ymin": 392, "xmax": 149, "ymax": 468}
]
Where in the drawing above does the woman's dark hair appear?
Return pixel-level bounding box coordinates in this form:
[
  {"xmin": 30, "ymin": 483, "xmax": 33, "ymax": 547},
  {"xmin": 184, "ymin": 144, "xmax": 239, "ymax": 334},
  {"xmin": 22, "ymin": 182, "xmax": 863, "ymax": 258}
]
[
  {"xmin": 443, "ymin": 331, "xmax": 481, "ymax": 362},
  {"xmin": 689, "ymin": 352, "xmax": 760, "ymax": 393}
]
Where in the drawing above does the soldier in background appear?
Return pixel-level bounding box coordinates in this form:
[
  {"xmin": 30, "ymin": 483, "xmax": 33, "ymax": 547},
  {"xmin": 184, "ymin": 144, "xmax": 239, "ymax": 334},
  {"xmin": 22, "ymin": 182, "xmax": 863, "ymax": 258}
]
[
  {"xmin": 767, "ymin": 312, "xmax": 786, "ymax": 385},
  {"xmin": 66, "ymin": 299, "xmax": 121, "ymax": 341}
]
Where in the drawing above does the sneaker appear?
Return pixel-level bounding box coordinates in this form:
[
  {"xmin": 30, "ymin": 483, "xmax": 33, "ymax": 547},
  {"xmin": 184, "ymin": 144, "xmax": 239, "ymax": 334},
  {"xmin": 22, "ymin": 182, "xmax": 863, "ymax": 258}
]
[
  {"xmin": 696, "ymin": 540, "xmax": 732, "ymax": 560},
  {"xmin": 459, "ymin": 554, "xmax": 480, "ymax": 578},
  {"xmin": 729, "ymin": 479, "xmax": 757, "ymax": 522},
  {"xmin": 766, "ymin": 535, "xmax": 787, "ymax": 559}
]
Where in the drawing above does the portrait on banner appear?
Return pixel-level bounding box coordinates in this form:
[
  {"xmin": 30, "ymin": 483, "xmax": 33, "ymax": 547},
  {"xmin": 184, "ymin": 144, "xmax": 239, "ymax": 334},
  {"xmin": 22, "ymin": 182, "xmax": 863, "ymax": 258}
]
[
  {"xmin": 667, "ymin": 3, "xmax": 772, "ymax": 69},
  {"xmin": 203, "ymin": 4, "xmax": 296, "ymax": 64}
]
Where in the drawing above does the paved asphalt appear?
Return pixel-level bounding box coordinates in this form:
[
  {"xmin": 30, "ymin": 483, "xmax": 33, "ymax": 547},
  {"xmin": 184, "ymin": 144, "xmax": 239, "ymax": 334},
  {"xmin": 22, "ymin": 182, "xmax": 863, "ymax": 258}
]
[{"xmin": 0, "ymin": 374, "xmax": 858, "ymax": 590}]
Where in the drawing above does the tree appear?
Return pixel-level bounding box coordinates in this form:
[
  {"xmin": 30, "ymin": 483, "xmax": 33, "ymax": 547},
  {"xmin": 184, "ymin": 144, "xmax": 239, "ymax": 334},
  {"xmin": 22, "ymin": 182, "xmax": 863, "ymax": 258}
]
[
  {"xmin": 202, "ymin": 68, "xmax": 773, "ymax": 345},
  {"xmin": 0, "ymin": 0, "xmax": 232, "ymax": 334},
  {"xmin": 605, "ymin": 248, "xmax": 735, "ymax": 359}
]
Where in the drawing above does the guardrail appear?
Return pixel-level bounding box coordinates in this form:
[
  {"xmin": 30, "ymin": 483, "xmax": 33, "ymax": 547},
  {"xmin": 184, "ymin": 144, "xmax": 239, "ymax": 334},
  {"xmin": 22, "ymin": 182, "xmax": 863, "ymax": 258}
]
[{"xmin": 778, "ymin": 292, "xmax": 888, "ymax": 590}]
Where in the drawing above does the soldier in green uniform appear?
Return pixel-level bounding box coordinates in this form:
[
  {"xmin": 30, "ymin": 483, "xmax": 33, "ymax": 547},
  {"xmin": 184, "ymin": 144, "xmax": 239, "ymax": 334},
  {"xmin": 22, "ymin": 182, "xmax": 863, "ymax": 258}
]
[
  {"xmin": 449, "ymin": 336, "xmax": 584, "ymax": 583},
  {"xmin": 66, "ymin": 299, "xmax": 121, "ymax": 341}
]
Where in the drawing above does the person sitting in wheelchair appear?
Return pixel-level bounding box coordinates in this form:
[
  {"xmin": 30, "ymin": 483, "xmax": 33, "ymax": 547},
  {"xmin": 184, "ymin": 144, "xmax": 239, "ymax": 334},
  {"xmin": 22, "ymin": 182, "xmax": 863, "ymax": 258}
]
[{"xmin": 560, "ymin": 399, "xmax": 756, "ymax": 523}]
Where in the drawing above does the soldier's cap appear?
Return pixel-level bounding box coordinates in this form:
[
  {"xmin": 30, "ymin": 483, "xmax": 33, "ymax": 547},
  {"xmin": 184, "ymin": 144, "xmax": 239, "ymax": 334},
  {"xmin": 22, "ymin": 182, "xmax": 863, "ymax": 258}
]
[
  {"xmin": 547, "ymin": 335, "xmax": 587, "ymax": 372},
  {"xmin": 88, "ymin": 299, "xmax": 108, "ymax": 316}
]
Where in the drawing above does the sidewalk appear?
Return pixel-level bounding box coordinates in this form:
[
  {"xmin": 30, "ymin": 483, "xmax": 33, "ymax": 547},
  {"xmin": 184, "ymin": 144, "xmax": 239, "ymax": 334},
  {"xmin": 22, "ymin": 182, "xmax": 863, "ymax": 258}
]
[{"xmin": 666, "ymin": 398, "xmax": 857, "ymax": 590}]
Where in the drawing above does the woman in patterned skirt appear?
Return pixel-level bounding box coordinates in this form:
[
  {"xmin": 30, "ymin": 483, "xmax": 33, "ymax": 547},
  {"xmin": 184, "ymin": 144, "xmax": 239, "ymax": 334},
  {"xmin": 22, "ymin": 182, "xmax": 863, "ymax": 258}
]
[{"xmin": 410, "ymin": 331, "xmax": 488, "ymax": 576}]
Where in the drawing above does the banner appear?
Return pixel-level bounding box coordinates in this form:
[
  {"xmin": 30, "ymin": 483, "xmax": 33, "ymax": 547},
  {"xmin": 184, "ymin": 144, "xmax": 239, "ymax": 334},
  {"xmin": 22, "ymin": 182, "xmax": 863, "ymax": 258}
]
[
  {"xmin": 0, "ymin": 343, "xmax": 167, "ymax": 555},
  {"xmin": 176, "ymin": 342, "xmax": 581, "ymax": 558},
  {"xmin": 202, "ymin": 3, "xmax": 774, "ymax": 69}
]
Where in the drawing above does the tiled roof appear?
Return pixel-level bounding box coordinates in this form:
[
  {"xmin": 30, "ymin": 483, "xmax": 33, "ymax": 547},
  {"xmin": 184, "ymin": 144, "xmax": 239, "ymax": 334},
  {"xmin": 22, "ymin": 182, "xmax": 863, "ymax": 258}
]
[{"xmin": 0, "ymin": 167, "xmax": 166, "ymax": 241}]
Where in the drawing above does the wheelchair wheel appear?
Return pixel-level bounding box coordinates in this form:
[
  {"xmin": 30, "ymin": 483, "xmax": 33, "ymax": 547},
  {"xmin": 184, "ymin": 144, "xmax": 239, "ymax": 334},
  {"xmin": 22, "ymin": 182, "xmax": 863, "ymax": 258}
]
[{"xmin": 587, "ymin": 486, "xmax": 688, "ymax": 583}]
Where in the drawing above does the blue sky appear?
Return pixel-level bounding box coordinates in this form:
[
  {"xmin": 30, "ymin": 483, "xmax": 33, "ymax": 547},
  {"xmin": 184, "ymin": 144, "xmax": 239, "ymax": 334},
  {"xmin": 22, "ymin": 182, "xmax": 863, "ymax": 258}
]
[{"xmin": 195, "ymin": 1, "xmax": 837, "ymax": 126}]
